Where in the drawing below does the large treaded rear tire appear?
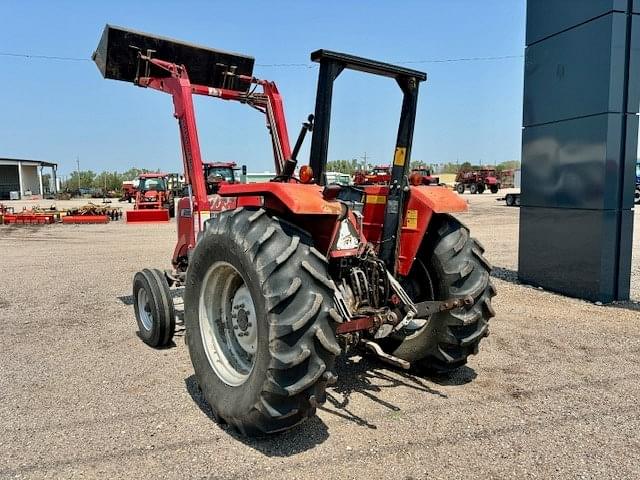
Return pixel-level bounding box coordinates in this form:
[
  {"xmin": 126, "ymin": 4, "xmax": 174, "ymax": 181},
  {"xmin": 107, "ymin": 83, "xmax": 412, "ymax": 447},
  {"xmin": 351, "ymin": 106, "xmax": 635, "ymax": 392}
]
[
  {"xmin": 381, "ymin": 214, "xmax": 496, "ymax": 374},
  {"xmin": 184, "ymin": 208, "xmax": 340, "ymax": 436}
]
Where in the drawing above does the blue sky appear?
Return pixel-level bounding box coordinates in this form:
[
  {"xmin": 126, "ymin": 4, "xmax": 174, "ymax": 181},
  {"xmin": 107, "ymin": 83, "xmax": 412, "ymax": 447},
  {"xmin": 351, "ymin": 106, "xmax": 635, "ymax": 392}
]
[{"xmin": 0, "ymin": 0, "xmax": 526, "ymax": 176}]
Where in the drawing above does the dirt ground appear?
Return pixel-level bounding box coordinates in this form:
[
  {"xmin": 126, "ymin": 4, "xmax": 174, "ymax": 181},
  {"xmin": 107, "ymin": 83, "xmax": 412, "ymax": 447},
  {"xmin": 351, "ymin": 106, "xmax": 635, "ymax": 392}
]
[{"xmin": 0, "ymin": 193, "xmax": 639, "ymax": 479}]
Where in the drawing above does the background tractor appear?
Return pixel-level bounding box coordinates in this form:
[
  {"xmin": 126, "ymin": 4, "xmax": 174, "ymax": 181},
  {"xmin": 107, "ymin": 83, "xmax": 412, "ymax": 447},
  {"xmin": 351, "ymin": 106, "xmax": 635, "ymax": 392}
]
[
  {"xmin": 94, "ymin": 25, "xmax": 495, "ymax": 436},
  {"xmin": 204, "ymin": 162, "xmax": 241, "ymax": 194},
  {"xmin": 409, "ymin": 166, "xmax": 440, "ymax": 186},
  {"xmin": 353, "ymin": 164, "xmax": 391, "ymax": 185},
  {"xmin": 455, "ymin": 167, "xmax": 500, "ymax": 194},
  {"xmin": 126, "ymin": 172, "xmax": 175, "ymax": 222}
]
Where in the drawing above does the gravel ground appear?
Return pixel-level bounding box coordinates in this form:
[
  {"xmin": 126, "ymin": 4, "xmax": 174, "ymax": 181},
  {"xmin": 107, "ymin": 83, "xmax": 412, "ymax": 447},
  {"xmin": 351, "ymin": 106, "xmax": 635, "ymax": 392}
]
[{"xmin": 0, "ymin": 194, "xmax": 639, "ymax": 479}]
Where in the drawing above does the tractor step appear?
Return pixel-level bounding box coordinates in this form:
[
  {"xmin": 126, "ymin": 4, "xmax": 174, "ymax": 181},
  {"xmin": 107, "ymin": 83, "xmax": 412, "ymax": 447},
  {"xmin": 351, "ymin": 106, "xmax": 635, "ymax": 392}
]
[{"xmin": 126, "ymin": 209, "xmax": 170, "ymax": 223}]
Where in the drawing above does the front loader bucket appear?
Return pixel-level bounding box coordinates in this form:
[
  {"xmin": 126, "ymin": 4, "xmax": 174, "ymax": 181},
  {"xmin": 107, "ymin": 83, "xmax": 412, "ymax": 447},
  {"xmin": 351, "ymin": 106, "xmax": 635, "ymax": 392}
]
[
  {"xmin": 126, "ymin": 209, "xmax": 170, "ymax": 223},
  {"xmin": 92, "ymin": 24, "xmax": 255, "ymax": 92}
]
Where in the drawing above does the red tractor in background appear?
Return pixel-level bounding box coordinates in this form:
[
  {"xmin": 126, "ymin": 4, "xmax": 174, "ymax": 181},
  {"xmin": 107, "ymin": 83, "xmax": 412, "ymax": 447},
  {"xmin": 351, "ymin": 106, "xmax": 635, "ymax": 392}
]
[
  {"xmin": 455, "ymin": 168, "xmax": 500, "ymax": 194},
  {"xmin": 409, "ymin": 166, "xmax": 440, "ymax": 186},
  {"xmin": 94, "ymin": 25, "xmax": 495, "ymax": 436},
  {"xmin": 204, "ymin": 161, "xmax": 240, "ymax": 193},
  {"xmin": 121, "ymin": 180, "xmax": 137, "ymax": 202},
  {"xmin": 126, "ymin": 172, "xmax": 175, "ymax": 222},
  {"xmin": 353, "ymin": 164, "xmax": 391, "ymax": 185}
]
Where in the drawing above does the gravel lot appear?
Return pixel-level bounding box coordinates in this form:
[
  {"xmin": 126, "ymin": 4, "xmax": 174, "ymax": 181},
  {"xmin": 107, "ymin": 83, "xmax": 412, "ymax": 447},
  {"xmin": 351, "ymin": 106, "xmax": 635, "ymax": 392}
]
[{"xmin": 0, "ymin": 194, "xmax": 639, "ymax": 479}]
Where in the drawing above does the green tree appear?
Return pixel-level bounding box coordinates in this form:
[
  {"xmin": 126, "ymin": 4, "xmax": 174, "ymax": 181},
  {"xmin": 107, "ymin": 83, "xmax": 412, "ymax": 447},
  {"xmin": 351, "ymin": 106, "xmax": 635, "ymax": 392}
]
[
  {"xmin": 326, "ymin": 159, "xmax": 359, "ymax": 175},
  {"xmin": 64, "ymin": 170, "xmax": 96, "ymax": 191},
  {"xmin": 93, "ymin": 171, "xmax": 124, "ymax": 191},
  {"xmin": 121, "ymin": 167, "xmax": 153, "ymax": 181},
  {"xmin": 495, "ymin": 160, "xmax": 521, "ymax": 172}
]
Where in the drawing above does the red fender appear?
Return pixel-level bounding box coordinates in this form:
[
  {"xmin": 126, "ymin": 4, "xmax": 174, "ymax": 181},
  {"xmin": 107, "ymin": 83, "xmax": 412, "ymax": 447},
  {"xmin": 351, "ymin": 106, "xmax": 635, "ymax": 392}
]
[{"xmin": 398, "ymin": 186, "xmax": 467, "ymax": 275}]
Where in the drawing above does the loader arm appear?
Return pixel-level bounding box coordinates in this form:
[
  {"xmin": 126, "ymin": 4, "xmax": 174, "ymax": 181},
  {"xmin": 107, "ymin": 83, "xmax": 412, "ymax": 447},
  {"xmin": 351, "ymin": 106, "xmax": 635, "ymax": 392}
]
[{"xmin": 134, "ymin": 56, "xmax": 293, "ymax": 235}]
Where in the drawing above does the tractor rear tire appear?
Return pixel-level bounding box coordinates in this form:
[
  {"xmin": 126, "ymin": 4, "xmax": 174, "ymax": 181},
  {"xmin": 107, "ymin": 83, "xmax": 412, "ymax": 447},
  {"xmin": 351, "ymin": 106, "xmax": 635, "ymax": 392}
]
[
  {"xmin": 490, "ymin": 185, "xmax": 499, "ymax": 194},
  {"xmin": 184, "ymin": 208, "xmax": 340, "ymax": 436},
  {"xmin": 455, "ymin": 184, "xmax": 465, "ymax": 194},
  {"xmin": 133, "ymin": 268, "xmax": 176, "ymax": 348},
  {"xmin": 380, "ymin": 214, "xmax": 496, "ymax": 374},
  {"xmin": 469, "ymin": 183, "xmax": 478, "ymax": 194}
]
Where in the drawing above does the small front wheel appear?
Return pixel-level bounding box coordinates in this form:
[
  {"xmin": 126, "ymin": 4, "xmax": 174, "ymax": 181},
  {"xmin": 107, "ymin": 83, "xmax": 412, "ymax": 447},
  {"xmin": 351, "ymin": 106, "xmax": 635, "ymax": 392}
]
[
  {"xmin": 490, "ymin": 185, "xmax": 499, "ymax": 194},
  {"xmin": 506, "ymin": 194, "xmax": 515, "ymax": 206},
  {"xmin": 469, "ymin": 183, "xmax": 478, "ymax": 194},
  {"xmin": 133, "ymin": 268, "xmax": 176, "ymax": 348}
]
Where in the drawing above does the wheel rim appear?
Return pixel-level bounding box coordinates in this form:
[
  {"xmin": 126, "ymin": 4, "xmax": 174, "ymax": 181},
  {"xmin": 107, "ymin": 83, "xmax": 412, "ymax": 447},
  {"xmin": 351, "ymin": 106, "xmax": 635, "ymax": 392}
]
[
  {"xmin": 199, "ymin": 261, "xmax": 258, "ymax": 386},
  {"xmin": 137, "ymin": 288, "xmax": 153, "ymax": 331}
]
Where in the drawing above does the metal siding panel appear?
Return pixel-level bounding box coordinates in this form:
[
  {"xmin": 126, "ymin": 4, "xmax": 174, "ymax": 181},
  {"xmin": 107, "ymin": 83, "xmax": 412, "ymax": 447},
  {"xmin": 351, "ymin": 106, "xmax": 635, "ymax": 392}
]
[
  {"xmin": 623, "ymin": 114, "xmax": 640, "ymax": 208},
  {"xmin": 518, "ymin": 206, "xmax": 624, "ymax": 302},
  {"xmin": 523, "ymin": 13, "xmax": 631, "ymax": 127},
  {"xmin": 627, "ymin": 14, "xmax": 640, "ymax": 112},
  {"xmin": 616, "ymin": 209, "xmax": 634, "ymax": 299},
  {"xmin": 526, "ymin": 0, "xmax": 628, "ymax": 45},
  {"xmin": 520, "ymin": 113, "xmax": 629, "ymax": 210}
]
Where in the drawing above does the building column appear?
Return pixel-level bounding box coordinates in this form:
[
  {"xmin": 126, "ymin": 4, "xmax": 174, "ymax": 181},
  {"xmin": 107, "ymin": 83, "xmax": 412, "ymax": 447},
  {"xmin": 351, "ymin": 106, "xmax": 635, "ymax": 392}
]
[
  {"xmin": 52, "ymin": 165, "xmax": 58, "ymax": 194},
  {"xmin": 519, "ymin": 1, "xmax": 639, "ymax": 302},
  {"xmin": 17, "ymin": 161, "xmax": 24, "ymax": 198},
  {"xmin": 38, "ymin": 166, "xmax": 43, "ymax": 197}
]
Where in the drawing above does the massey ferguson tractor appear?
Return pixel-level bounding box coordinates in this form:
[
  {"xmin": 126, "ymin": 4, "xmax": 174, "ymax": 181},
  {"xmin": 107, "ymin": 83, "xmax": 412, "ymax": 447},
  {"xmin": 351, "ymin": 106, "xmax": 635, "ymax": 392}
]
[{"xmin": 94, "ymin": 25, "xmax": 495, "ymax": 436}]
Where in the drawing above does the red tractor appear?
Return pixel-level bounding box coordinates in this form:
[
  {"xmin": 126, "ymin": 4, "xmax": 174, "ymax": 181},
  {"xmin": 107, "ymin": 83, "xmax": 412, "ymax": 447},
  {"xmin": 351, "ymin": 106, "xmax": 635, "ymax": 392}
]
[
  {"xmin": 353, "ymin": 164, "xmax": 391, "ymax": 185},
  {"xmin": 455, "ymin": 168, "xmax": 500, "ymax": 194},
  {"xmin": 121, "ymin": 180, "xmax": 137, "ymax": 203},
  {"xmin": 126, "ymin": 172, "xmax": 175, "ymax": 222},
  {"xmin": 94, "ymin": 26, "xmax": 495, "ymax": 436},
  {"xmin": 203, "ymin": 162, "xmax": 240, "ymax": 193},
  {"xmin": 409, "ymin": 166, "xmax": 440, "ymax": 186}
]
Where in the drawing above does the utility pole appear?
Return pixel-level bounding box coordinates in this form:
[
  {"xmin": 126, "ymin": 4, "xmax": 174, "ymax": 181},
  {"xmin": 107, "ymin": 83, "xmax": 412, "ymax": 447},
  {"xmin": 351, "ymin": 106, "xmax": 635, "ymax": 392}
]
[
  {"xmin": 76, "ymin": 156, "xmax": 81, "ymax": 193},
  {"xmin": 361, "ymin": 152, "xmax": 369, "ymax": 171}
]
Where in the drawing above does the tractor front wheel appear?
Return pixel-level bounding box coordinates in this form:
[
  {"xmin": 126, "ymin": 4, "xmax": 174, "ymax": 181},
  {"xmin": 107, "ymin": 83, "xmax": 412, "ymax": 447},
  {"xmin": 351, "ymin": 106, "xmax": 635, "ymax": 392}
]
[
  {"xmin": 380, "ymin": 214, "xmax": 496, "ymax": 374},
  {"xmin": 469, "ymin": 183, "xmax": 479, "ymax": 194},
  {"xmin": 506, "ymin": 194, "xmax": 515, "ymax": 206},
  {"xmin": 477, "ymin": 184, "xmax": 486, "ymax": 194},
  {"xmin": 490, "ymin": 185, "xmax": 499, "ymax": 194},
  {"xmin": 133, "ymin": 268, "xmax": 176, "ymax": 348},
  {"xmin": 184, "ymin": 208, "xmax": 340, "ymax": 436}
]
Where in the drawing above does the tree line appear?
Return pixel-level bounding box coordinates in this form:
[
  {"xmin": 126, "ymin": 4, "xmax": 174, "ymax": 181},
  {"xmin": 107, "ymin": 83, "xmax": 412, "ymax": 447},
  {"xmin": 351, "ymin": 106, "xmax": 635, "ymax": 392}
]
[
  {"xmin": 60, "ymin": 168, "xmax": 161, "ymax": 193},
  {"xmin": 326, "ymin": 159, "xmax": 520, "ymax": 175},
  {"xmin": 55, "ymin": 160, "xmax": 522, "ymax": 192}
]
